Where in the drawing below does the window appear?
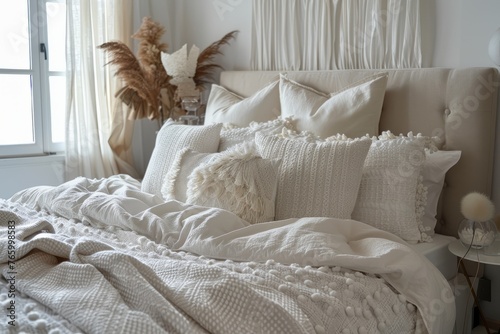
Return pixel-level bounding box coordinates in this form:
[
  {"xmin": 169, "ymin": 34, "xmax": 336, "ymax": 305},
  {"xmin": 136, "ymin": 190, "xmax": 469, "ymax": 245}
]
[{"xmin": 0, "ymin": 0, "xmax": 66, "ymax": 157}]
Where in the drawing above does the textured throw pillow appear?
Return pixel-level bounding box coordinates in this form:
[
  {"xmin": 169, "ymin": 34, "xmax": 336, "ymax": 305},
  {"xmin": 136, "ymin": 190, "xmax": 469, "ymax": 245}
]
[
  {"xmin": 184, "ymin": 142, "xmax": 281, "ymax": 224},
  {"xmin": 141, "ymin": 119, "xmax": 222, "ymax": 198},
  {"xmin": 161, "ymin": 148, "xmax": 217, "ymax": 203},
  {"xmin": 218, "ymin": 118, "xmax": 295, "ymax": 152},
  {"xmin": 421, "ymin": 150, "xmax": 461, "ymax": 236},
  {"xmin": 351, "ymin": 132, "xmax": 430, "ymax": 243},
  {"xmin": 279, "ymin": 73, "xmax": 388, "ymax": 138},
  {"xmin": 255, "ymin": 132, "xmax": 372, "ymax": 221},
  {"xmin": 204, "ymin": 80, "xmax": 281, "ymax": 127}
]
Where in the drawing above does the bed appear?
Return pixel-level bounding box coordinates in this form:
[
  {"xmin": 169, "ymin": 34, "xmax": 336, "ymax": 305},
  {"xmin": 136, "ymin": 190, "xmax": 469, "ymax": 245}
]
[{"xmin": 1, "ymin": 67, "xmax": 498, "ymax": 334}]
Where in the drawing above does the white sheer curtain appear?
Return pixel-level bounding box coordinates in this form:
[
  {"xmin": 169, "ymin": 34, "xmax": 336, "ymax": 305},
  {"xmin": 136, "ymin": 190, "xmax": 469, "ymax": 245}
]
[
  {"xmin": 251, "ymin": 0, "xmax": 422, "ymax": 70},
  {"xmin": 65, "ymin": 0, "xmax": 138, "ymax": 180}
]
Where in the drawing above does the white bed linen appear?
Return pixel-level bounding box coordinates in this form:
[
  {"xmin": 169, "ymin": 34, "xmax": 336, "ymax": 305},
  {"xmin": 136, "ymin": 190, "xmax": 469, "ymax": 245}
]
[
  {"xmin": 4, "ymin": 174, "xmax": 455, "ymax": 333},
  {"xmin": 410, "ymin": 234, "xmax": 458, "ymax": 281}
]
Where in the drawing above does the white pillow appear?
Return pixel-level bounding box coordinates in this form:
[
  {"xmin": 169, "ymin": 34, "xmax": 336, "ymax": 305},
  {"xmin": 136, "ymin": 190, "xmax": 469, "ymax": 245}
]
[
  {"xmin": 218, "ymin": 118, "xmax": 295, "ymax": 152},
  {"xmin": 255, "ymin": 132, "xmax": 371, "ymax": 221},
  {"xmin": 141, "ymin": 119, "xmax": 222, "ymax": 198},
  {"xmin": 279, "ymin": 73, "xmax": 388, "ymax": 138},
  {"xmin": 162, "ymin": 148, "xmax": 217, "ymax": 203},
  {"xmin": 184, "ymin": 142, "xmax": 281, "ymax": 224},
  {"xmin": 351, "ymin": 132, "xmax": 428, "ymax": 243},
  {"xmin": 421, "ymin": 150, "xmax": 461, "ymax": 236},
  {"xmin": 204, "ymin": 80, "xmax": 281, "ymax": 127}
]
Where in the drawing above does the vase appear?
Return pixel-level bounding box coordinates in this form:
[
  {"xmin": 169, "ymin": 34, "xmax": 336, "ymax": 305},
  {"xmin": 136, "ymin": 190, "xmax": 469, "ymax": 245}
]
[
  {"xmin": 458, "ymin": 219, "xmax": 498, "ymax": 249},
  {"xmin": 179, "ymin": 96, "xmax": 200, "ymax": 125}
]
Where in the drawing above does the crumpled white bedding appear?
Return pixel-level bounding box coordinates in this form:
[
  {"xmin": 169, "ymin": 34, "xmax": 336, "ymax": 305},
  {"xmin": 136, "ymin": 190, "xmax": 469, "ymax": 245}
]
[{"xmin": 1, "ymin": 174, "xmax": 455, "ymax": 333}]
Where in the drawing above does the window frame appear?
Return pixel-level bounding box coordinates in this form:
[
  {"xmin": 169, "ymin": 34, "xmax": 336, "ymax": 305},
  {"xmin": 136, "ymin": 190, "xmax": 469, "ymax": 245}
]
[{"xmin": 0, "ymin": 0, "xmax": 65, "ymax": 158}]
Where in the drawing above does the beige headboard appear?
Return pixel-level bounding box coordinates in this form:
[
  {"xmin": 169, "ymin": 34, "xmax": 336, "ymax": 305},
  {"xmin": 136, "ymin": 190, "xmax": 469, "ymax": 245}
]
[{"xmin": 220, "ymin": 68, "xmax": 499, "ymax": 237}]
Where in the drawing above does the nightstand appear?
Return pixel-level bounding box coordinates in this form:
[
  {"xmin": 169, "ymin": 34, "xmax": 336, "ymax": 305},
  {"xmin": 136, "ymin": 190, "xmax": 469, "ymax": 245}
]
[{"xmin": 449, "ymin": 239, "xmax": 500, "ymax": 334}]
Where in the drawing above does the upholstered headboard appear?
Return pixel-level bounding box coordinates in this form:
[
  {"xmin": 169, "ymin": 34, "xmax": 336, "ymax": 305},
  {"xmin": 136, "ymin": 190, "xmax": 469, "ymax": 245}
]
[{"xmin": 220, "ymin": 68, "xmax": 499, "ymax": 237}]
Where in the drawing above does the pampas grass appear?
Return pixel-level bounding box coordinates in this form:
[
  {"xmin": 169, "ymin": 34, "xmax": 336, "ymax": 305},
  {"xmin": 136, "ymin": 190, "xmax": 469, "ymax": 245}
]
[
  {"xmin": 99, "ymin": 17, "xmax": 171, "ymax": 121},
  {"xmin": 99, "ymin": 17, "xmax": 237, "ymax": 122},
  {"xmin": 195, "ymin": 31, "xmax": 239, "ymax": 89},
  {"xmin": 460, "ymin": 192, "xmax": 495, "ymax": 222}
]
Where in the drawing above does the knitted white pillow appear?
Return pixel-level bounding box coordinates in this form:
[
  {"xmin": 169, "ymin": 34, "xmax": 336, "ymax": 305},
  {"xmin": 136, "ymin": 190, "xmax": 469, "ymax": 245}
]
[
  {"xmin": 279, "ymin": 73, "xmax": 388, "ymax": 138},
  {"xmin": 351, "ymin": 132, "xmax": 429, "ymax": 243},
  {"xmin": 204, "ymin": 80, "xmax": 281, "ymax": 127},
  {"xmin": 185, "ymin": 142, "xmax": 281, "ymax": 224},
  {"xmin": 255, "ymin": 132, "xmax": 371, "ymax": 220},
  {"xmin": 218, "ymin": 118, "xmax": 295, "ymax": 152},
  {"xmin": 141, "ymin": 119, "xmax": 222, "ymax": 198}
]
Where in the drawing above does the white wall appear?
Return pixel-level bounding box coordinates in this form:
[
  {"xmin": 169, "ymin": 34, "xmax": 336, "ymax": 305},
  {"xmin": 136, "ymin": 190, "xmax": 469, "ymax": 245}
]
[{"xmin": 182, "ymin": 0, "xmax": 252, "ymax": 71}]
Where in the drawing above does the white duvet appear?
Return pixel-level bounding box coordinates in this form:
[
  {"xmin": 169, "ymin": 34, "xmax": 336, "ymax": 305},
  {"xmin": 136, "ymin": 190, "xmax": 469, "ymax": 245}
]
[{"xmin": 1, "ymin": 174, "xmax": 455, "ymax": 333}]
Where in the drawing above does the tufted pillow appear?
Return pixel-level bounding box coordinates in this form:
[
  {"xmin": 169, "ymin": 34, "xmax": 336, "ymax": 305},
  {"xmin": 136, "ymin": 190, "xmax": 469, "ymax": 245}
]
[
  {"xmin": 255, "ymin": 132, "xmax": 371, "ymax": 221},
  {"xmin": 204, "ymin": 80, "xmax": 281, "ymax": 127},
  {"xmin": 218, "ymin": 118, "xmax": 295, "ymax": 152},
  {"xmin": 141, "ymin": 119, "xmax": 222, "ymax": 198},
  {"xmin": 181, "ymin": 142, "xmax": 281, "ymax": 224},
  {"xmin": 351, "ymin": 132, "xmax": 430, "ymax": 243},
  {"xmin": 279, "ymin": 73, "xmax": 388, "ymax": 138}
]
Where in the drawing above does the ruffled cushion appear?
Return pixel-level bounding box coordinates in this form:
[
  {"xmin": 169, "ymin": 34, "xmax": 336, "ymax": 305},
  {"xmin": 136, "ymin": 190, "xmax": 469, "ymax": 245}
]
[{"xmin": 351, "ymin": 131, "xmax": 437, "ymax": 243}]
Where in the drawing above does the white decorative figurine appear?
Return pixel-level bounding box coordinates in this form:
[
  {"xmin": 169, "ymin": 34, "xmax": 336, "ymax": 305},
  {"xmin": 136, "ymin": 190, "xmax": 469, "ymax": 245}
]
[{"xmin": 161, "ymin": 44, "xmax": 200, "ymax": 99}]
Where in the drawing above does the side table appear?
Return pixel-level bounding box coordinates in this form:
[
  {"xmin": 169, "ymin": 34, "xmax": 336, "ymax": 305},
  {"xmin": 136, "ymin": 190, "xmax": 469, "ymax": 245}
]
[{"xmin": 449, "ymin": 239, "xmax": 500, "ymax": 334}]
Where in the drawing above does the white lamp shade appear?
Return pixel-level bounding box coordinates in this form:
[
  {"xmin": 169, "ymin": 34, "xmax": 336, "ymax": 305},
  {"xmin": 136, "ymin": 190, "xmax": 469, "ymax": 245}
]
[{"xmin": 489, "ymin": 27, "xmax": 500, "ymax": 66}]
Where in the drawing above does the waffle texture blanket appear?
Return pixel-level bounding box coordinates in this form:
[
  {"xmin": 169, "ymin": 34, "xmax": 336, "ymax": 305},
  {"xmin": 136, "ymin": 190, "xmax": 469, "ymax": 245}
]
[{"xmin": 0, "ymin": 175, "xmax": 454, "ymax": 333}]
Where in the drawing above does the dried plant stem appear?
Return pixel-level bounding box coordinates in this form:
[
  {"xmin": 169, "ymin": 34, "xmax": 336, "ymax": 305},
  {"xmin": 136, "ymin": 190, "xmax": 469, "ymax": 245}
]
[{"xmin": 99, "ymin": 17, "xmax": 237, "ymax": 122}]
